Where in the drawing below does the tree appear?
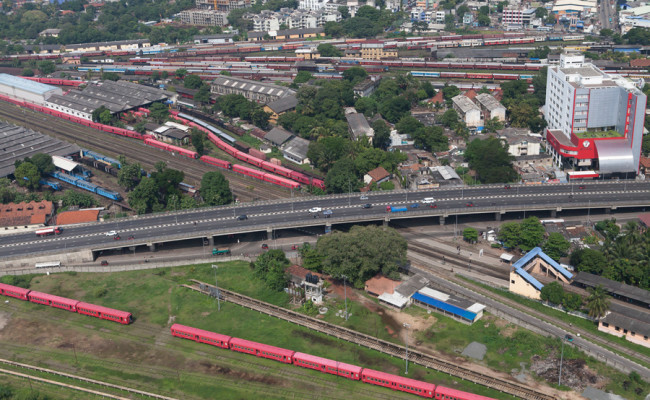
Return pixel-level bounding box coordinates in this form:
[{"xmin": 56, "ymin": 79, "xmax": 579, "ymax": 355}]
[
  {"xmin": 421, "ymin": 81, "xmax": 435, "ymax": 98},
  {"xmin": 99, "ymin": 109, "xmax": 113, "ymax": 125},
  {"xmin": 342, "ymin": 67, "xmax": 368, "ymax": 84},
  {"xmin": 37, "ymin": 60, "xmax": 55, "ymax": 75},
  {"xmin": 183, "ymin": 74, "xmax": 203, "ymax": 89},
  {"xmin": 102, "ymin": 72, "xmax": 120, "ymax": 81},
  {"xmin": 294, "ymin": 71, "xmax": 313, "ymax": 84},
  {"xmin": 191, "ymin": 129, "xmax": 205, "ymax": 156},
  {"xmin": 562, "ymin": 292, "xmax": 583, "ymax": 311},
  {"xmin": 92, "ymin": 106, "xmax": 110, "ymax": 122},
  {"xmin": 379, "ymin": 96, "xmax": 410, "ymax": 123},
  {"xmin": 200, "ymin": 171, "xmax": 232, "ymax": 206},
  {"xmin": 338, "ymin": 5, "xmax": 350, "ymax": 19},
  {"xmin": 252, "ymin": 249, "xmax": 289, "ymax": 291},
  {"xmin": 317, "ymin": 43, "xmax": 342, "ymax": 57},
  {"xmin": 457, "ymin": 5, "xmax": 470, "ymax": 18},
  {"xmin": 14, "ymin": 161, "xmax": 40, "ymax": 190},
  {"xmin": 444, "ymin": 14, "xmax": 456, "ymax": 30},
  {"xmin": 175, "ymin": 68, "xmax": 188, "ymax": 79},
  {"xmin": 570, "ymin": 248, "xmax": 607, "ymax": 275},
  {"xmin": 317, "ymin": 225, "xmax": 406, "ymax": 288},
  {"xmin": 325, "ymin": 158, "xmax": 359, "ymax": 194},
  {"xmin": 149, "ymin": 102, "xmax": 169, "ymax": 123},
  {"xmin": 128, "ymin": 177, "xmax": 160, "ymax": 214},
  {"xmin": 642, "ymin": 134, "xmax": 650, "ymax": 156},
  {"xmin": 29, "ymin": 153, "xmax": 54, "ymax": 175},
  {"xmin": 464, "ymin": 137, "xmax": 518, "ymax": 183},
  {"xmin": 439, "ymin": 109, "xmax": 459, "ymax": 128},
  {"xmin": 498, "ymin": 222, "xmax": 521, "ymax": 249},
  {"xmin": 21, "ymin": 68, "xmax": 34, "ymax": 77},
  {"xmin": 194, "ymin": 85, "xmax": 211, "ymax": 104},
  {"xmin": 441, "ymin": 85, "xmax": 460, "ymax": 100},
  {"xmin": 483, "ymin": 117, "xmax": 504, "ymax": 133},
  {"xmin": 535, "ymin": 7, "xmax": 547, "ymax": 18},
  {"xmin": 355, "ymin": 97, "xmax": 378, "ymax": 117},
  {"xmin": 543, "ymin": 232, "xmax": 571, "ymax": 261},
  {"xmin": 540, "ymin": 281, "xmax": 564, "ymax": 305},
  {"xmin": 519, "ymin": 217, "xmax": 545, "ymax": 251},
  {"xmin": 477, "ymin": 14, "xmax": 490, "ymax": 26},
  {"xmin": 372, "ymin": 120, "xmax": 391, "ymax": 150},
  {"xmin": 595, "ymin": 218, "xmax": 620, "ymax": 241},
  {"xmin": 463, "ymin": 227, "xmax": 478, "ymax": 243},
  {"xmin": 251, "ymin": 108, "xmax": 271, "ymax": 130},
  {"xmin": 585, "ymin": 285, "xmax": 610, "ymax": 320},
  {"xmin": 324, "ymin": 21, "xmax": 344, "ymax": 37},
  {"xmin": 118, "ymin": 162, "xmax": 142, "ymax": 191}
]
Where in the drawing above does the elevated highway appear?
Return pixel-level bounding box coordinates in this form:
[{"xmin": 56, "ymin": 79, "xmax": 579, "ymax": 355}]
[{"xmin": 1, "ymin": 181, "xmax": 649, "ymax": 261}]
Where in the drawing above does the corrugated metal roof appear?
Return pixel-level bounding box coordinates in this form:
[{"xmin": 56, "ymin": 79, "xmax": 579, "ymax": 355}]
[
  {"xmin": 595, "ymin": 139, "xmax": 636, "ymax": 173},
  {"xmin": 513, "ymin": 247, "xmax": 573, "ymax": 280},
  {"xmin": 0, "ymin": 73, "xmax": 58, "ymax": 96},
  {"xmin": 52, "ymin": 155, "xmax": 79, "ymax": 172},
  {"xmin": 412, "ymin": 292, "xmax": 478, "ymax": 321}
]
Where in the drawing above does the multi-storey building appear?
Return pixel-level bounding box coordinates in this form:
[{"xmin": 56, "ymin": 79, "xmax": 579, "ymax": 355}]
[
  {"xmin": 179, "ymin": 9, "xmax": 229, "ymax": 26},
  {"xmin": 544, "ymin": 54, "xmax": 647, "ymax": 174},
  {"xmin": 195, "ymin": 0, "xmax": 251, "ymax": 12},
  {"xmin": 299, "ymin": 0, "xmax": 329, "ymax": 11},
  {"xmin": 360, "ymin": 43, "xmax": 398, "ymax": 60},
  {"xmin": 247, "ymin": 8, "xmax": 340, "ymax": 32},
  {"xmin": 502, "ymin": 7, "xmax": 523, "ymax": 25},
  {"xmin": 452, "ymin": 94, "xmax": 481, "ymax": 127},
  {"xmin": 475, "ymin": 93, "xmax": 506, "ymax": 122},
  {"xmin": 211, "ymin": 76, "xmax": 296, "ymax": 104}
]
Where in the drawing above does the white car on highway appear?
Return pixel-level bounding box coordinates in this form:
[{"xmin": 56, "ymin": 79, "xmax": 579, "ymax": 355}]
[
  {"xmin": 105, "ymin": 230, "xmax": 117, "ymax": 236},
  {"xmin": 308, "ymin": 207, "xmax": 322, "ymax": 213}
]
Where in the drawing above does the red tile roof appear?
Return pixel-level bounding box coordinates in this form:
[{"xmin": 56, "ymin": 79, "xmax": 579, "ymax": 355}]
[
  {"xmin": 639, "ymin": 213, "xmax": 650, "ymax": 228},
  {"xmin": 365, "ymin": 275, "xmax": 401, "ymax": 296},
  {"xmin": 464, "ymin": 89, "xmax": 478, "ymax": 100},
  {"xmin": 630, "ymin": 58, "xmax": 650, "ymax": 68},
  {"xmin": 0, "ymin": 200, "xmax": 53, "ymax": 227},
  {"xmin": 428, "ymin": 91, "xmax": 444, "ymax": 104},
  {"xmin": 56, "ymin": 209, "xmax": 100, "ymax": 225},
  {"xmin": 639, "ymin": 156, "xmax": 650, "ymax": 169},
  {"xmin": 367, "ymin": 166, "xmax": 390, "ymax": 182},
  {"xmin": 285, "ymin": 264, "xmax": 323, "ymax": 279}
]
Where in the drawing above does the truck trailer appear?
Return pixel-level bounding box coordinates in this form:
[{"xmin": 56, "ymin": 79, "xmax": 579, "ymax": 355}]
[
  {"xmin": 35, "ymin": 227, "xmax": 62, "ymax": 236},
  {"xmin": 386, "ymin": 206, "xmax": 408, "ymax": 212}
]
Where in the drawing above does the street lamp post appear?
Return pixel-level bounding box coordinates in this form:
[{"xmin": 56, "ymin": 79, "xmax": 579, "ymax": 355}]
[
  {"xmin": 212, "ymin": 264, "xmax": 220, "ymax": 311},
  {"xmin": 403, "ymin": 323, "xmax": 410, "ymax": 375}
]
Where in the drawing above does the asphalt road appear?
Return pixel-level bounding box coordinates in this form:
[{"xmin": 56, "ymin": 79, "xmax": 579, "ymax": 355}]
[
  {"xmin": 599, "ymin": 0, "xmax": 616, "ymax": 30},
  {"xmin": 1, "ymin": 181, "xmax": 649, "ymax": 259}
]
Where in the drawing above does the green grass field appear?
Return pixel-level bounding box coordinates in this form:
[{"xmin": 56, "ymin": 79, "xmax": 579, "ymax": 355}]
[{"xmin": 0, "ymin": 262, "xmax": 646, "ymax": 399}]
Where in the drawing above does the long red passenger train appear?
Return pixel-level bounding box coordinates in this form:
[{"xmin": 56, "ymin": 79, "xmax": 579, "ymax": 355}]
[
  {"xmin": 170, "ymin": 323, "xmax": 496, "ymax": 399},
  {"xmin": 0, "ymin": 282, "xmax": 132, "ymax": 324}
]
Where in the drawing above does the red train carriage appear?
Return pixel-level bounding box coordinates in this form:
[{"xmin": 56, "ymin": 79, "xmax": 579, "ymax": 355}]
[
  {"xmin": 263, "ymin": 174, "xmax": 300, "ymax": 190},
  {"xmin": 435, "ymin": 385, "xmax": 497, "ymax": 400},
  {"xmin": 293, "ymin": 352, "xmax": 362, "ymax": 380},
  {"xmin": 76, "ymin": 302, "xmax": 132, "ymax": 324},
  {"xmin": 361, "ymin": 369, "xmax": 436, "ymax": 398},
  {"xmin": 0, "ymin": 283, "xmax": 30, "ymax": 300},
  {"xmin": 233, "ymin": 164, "xmax": 266, "ymax": 180},
  {"xmin": 229, "ymin": 337, "xmax": 295, "ymax": 364},
  {"xmin": 261, "ymin": 160, "xmax": 293, "ymax": 179},
  {"xmin": 170, "ymin": 324, "xmax": 231, "ymax": 349},
  {"xmin": 166, "ymin": 143, "xmax": 199, "ymax": 159},
  {"xmin": 200, "ymin": 155, "xmax": 232, "ymax": 169},
  {"xmin": 312, "ymin": 179, "xmax": 326, "ymax": 190},
  {"xmin": 27, "ymin": 291, "xmax": 79, "ymax": 312}
]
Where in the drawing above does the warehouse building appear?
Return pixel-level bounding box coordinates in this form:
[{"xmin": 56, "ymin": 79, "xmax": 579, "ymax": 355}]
[
  {"xmin": 0, "ymin": 74, "xmax": 62, "ymax": 105},
  {"xmin": 211, "ymin": 76, "xmax": 295, "ymax": 104}
]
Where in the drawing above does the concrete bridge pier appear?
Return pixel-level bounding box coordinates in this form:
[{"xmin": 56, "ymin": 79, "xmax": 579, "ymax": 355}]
[
  {"xmin": 267, "ymin": 227, "xmax": 273, "ymax": 240},
  {"xmin": 147, "ymin": 243, "xmax": 156, "ymax": 252},
  {"xmin": 207, "ymin": 236, "xmax": 214, "ymax": 247},
  {"xmin": 550, "ymin": 209, "xmax": 557, "ymax": 218},
  {"xmin": 495, "ymin": 212, "xmax": 501, "ymax": 221},
  {"xmin": 439, "ymin": 216, "xmax": 445, "ymax": 226},
  {"xmin": 383, "ymin": 216, "xmax": 389, "ymax": 226}
]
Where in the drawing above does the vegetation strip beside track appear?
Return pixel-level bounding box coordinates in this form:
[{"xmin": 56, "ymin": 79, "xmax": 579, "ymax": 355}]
[
  {"xmin": 184, "ymin": 280, "xmax": 555, "ymax": 400},
  {"xmin": 0, "ymin": 358, "xmax": 178, "ymax": 400}
]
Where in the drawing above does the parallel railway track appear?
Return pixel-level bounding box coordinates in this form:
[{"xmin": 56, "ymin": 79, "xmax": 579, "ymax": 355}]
[
  {"xmin": 0, "ymin": 101, "xmax": 294, "ymax": 202},
  {"xmin": 185, "ymin": 280, "xmax": 556, "ymax": 400}
]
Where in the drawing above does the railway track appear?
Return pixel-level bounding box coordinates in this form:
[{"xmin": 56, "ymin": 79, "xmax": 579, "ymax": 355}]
[
  {"xmin": 408, "ymin": 241, "xmax": 508, "ymax": 281},
  {"xmin": 0, "ymin": 101, "xmax": 294, "ymax": 202},
  {"xmin": 185, "ymin": 280, "xmax": 556, "ymax": 400},
  {"xmin": 0, "ymin": 358, "xmax": 178, "ymax": 400}
]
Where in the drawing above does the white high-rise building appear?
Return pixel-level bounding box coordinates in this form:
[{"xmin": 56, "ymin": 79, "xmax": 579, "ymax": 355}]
[
  {"xmin": 299, "ymin": 0, "xmax": 330, "ymax": 11},
  {"xmin": 544, "ymin": 54, "xmax": 647, "ymax": 174}
]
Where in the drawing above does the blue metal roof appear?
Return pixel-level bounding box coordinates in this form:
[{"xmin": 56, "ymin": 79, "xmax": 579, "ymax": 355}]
[
  {"xmin": 0, "ymin": 73, "xmax": 58, "ymax": 95},
  {"xmin": 514, "ymin": 267, "xmax": 544, "ymax": 290},
  {"xmin": 412, "ymin": 292, "xmax": 477, "ymax": 322},
  {"xmin": 513, "ymin": 247, "xmax": 573, "ymax": 280}
]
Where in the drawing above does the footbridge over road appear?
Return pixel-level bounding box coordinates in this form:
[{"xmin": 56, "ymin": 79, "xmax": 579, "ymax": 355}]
[{"xmin": 0, "ymin": 181, "xmax": 648, "ymax": 264}]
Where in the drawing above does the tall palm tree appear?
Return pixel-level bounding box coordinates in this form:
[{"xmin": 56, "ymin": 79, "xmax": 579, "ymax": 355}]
[{"xmin": 585, "ymin": 285, "xmax": 610, "ymax": 320}]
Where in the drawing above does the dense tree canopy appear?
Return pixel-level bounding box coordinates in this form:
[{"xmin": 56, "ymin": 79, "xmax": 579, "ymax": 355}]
[
  {"xmin": 315, "ymin": 225, "xmax": 407, "ymax": 288},
  {"xmin": 251, "ymin": 249, "xmax": 289, "ymax": 291},
  {"xmin": 464, "ymin": 137, "xmax": 518, "ymax": 183},
  {"xmin": 200, "ymin": 171, "xmax": 232, "ymax": 206}
]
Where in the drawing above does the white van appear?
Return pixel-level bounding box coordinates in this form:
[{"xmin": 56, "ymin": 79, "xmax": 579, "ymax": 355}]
[{"xmin": 422, "ymin": 197, "xmax": 435, "ymax": 204}]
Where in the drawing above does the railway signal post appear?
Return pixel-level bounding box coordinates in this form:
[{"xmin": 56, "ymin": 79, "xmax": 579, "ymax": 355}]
[{"xmin": 404, "ymin": 323, "xmax": 410, "ymax": 375}]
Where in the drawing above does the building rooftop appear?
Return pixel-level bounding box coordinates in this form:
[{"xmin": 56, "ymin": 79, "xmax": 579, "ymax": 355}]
[
  {"xmin": 601, "ymin": 312, "xmax": 650, "ymax": 337},
  {"xmin": 56, "ymin": 209, "xmax": 100, "ymax": 225},
  {"xmin": 0, "ymin": 200, "xmax": 53, "ymax": 227},
  {"xmin": 65, "ymin": 39, "xmax": 150, "ymax": 51},
  {"xmin": 561, "ymin": 66, "xmax": 603, "ymax": 77},
  {"xmin": 0, "ymin": 73, "xmax": 59, "ymax": 96},
  {"xmin": 475, "ymin": 93, "xmax": 505, "ymax": 111},
  {"xmin": 366, "ymin": 166, "xmax": 390, "ymax": 182},
  {"xmin": 264, "ymin": 126, "xmax": 293, "ymax": 146},
  {"xmin": 0, "ymin": 123, "xmax": 80, "ymax": 177},
  {"xmin": 283, "ymin": 136, "xmax": 310, "ymax": 161},
  {"xmin": 265, "ymin": 95, "xmax": 298, "ymax": 114},
  {"xmin": 574, "ymin": 129, "xmax": 624, "ymax": 139},
  {"xmin": 212, "ymin": 76, "xmax": 295, "ymax": 101},
  {"xmin": 365, "ymin": 275, "xmax": 401, "ymax": 296},
  {"xmin": 346, "ymin": 113, "xmax": 373, "ymax": 139},
  {"xmin": 452, "ymin": 94, "xmax": 480, "ymax": 114},
  {"xmin": 573, "ymin": 271, "xmax": 650, "ymax": 305}
]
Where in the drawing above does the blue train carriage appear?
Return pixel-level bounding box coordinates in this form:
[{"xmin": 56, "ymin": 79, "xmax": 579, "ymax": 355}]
[{"xmin": 96, "ymin": 187, "xmax": 122, "ymax": 201}]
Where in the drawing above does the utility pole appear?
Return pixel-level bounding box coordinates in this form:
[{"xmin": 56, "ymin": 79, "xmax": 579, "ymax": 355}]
[
  {"xmin": 212, "ymin": 264, "xmax": 220, "ymax": 311},
  {"xmin": 342, "ymin": 274, "xmax": 348, "ymax": 321},
  {"xmin": 403, "ymin": 323, "xmax": 410, "ymax": 374}
]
